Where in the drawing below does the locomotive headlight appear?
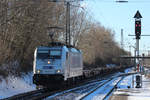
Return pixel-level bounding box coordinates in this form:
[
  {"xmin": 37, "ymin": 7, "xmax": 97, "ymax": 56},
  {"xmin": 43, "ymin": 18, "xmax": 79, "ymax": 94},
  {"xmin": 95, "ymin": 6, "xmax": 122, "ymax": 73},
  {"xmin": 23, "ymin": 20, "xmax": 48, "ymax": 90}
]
[
  {"xmin": 48, "ymin": 60, "xmax": 50, "ymax": 64},
  {"xmin": 37, "ymin": 70, "xmax": 41, "ymax": 74},
  {"xmin": 56, "ymin": 69, "xmax": 61, "ymax": 73}
]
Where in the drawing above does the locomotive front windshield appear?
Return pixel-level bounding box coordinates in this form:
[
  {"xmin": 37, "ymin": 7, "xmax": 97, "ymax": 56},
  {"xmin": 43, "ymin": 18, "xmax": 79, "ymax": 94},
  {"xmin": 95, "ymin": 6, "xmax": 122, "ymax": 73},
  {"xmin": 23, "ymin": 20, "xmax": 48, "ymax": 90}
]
[{"xmin": 37, "ymin": 50, "xmax": 61, "ymax": 59}]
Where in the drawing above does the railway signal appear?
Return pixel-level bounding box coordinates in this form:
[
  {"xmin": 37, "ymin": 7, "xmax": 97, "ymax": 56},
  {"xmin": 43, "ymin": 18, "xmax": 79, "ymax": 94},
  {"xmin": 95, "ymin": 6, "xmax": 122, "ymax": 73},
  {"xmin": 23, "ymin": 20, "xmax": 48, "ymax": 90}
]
[
  {"xmin": 134, "ymin": 11, "xmax": 143, "ymax": 88},
  {"xmin": 134, "ymin": 10, "xmax": 142, "ymax": 39},
  {"xmin": 135, "ymin": 20, "xmax": 141, "ymax": 39}
]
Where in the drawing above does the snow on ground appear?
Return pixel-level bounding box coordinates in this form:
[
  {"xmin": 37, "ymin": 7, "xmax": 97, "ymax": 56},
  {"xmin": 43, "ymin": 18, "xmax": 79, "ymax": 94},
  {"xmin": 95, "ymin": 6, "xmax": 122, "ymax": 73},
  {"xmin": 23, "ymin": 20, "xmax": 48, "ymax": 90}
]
[
  {"xmin": 82, "ymin": 77, "xmax": 122, "ymax": 100},
  {"xmin": 45, "ymin": 68, "xmax": 133, "ymax": 100},
  {"xmin": 0, "ymin": 68, "xmax": 133, "ymax": 99},
  {"xmin": 117, "ymin": 75, "xmax": 132, "ymax": 89},
  {"xmin": 110, "ymin": 68, "xmax": 150, "ymax": 100},
  {"xmin": 124, "ymin": 68, "xmax": 133, "ymax": 73},
  {"xmin": 79, "ymin": 68, "xmax": 133, "ymax": 100},
  {"xmin": 0, "ymin": 72, "xmax": 35, "ymax": 99}
]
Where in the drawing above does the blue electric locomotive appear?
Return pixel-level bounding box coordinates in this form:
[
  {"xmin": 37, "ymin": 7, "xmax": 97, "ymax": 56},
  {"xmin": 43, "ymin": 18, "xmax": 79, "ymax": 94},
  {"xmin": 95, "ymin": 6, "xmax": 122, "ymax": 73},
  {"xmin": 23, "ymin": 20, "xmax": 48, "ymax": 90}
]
[{"xmin": 33, "ymin": 42, "xmax": 83, "ymax": 88}]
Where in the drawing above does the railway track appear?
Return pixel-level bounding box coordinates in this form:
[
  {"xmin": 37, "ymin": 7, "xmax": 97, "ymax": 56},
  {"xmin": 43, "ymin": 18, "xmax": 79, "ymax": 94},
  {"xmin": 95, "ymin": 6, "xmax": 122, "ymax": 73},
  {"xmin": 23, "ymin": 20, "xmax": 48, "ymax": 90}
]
[
  {"xmin": 3, "ymin": 72, "xmax": 131, "ymax": 100},
  {"xmin": 79, "ymin": 76, "xmax": 125, "ymax": 100},
  {"xmin": 45, "ymin": 79, "xmax": 106, "ymax": 100},
  {"xmin": 3, "ymin": 89, "xmax": 51, "ymax": 100},
  {"xmin": 102, "ymin": 77, "xmax": 124, "ymax": 100},
  {"xmin": 2, "ymin": 78, "xmax": 104, "ymax": 100},
  {"xmin": 44, "ymin": 73, "xmax": 126, "ymax": 100},
  {"xmin": 2, "ymin": 72, "xmax": 113, "ymax": 100}
]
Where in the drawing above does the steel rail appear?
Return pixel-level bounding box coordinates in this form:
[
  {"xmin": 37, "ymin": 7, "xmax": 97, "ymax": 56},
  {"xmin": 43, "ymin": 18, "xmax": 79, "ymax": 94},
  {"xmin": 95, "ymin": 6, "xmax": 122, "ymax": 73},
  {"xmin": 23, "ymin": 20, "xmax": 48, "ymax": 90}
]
[
  {"xmin": 3, "ymin": 88, "xmax": 48, "ymax": 100},
  {"xmin": 2, "ymin": 74, "xmax": 116, "ymax": 100},
  {"xmin": 102, "ymin": 76, "xmax": 125, "ymax": 100},
  {"xmin": 3, "ymin": 69, "xmax": 132, "ymax": 100},
  {"xmin": 79, "ymin": 78, "xmax": 114, "ymax": 100},
  {"xmin": 44, "ymin": 73, "xmax": 124, "ymax": 99},
  {"xmin": 79, "ymin": 75, "xmax": 126, "ymax": 100}
]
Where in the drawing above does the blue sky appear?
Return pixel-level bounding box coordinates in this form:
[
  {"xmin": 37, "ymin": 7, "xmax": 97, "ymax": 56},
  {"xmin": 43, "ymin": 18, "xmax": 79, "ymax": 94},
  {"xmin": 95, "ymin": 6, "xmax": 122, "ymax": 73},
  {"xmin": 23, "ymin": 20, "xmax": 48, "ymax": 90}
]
[{"xmin": 81, "ymin": 0, "xmax": 150, "ymax": 55}]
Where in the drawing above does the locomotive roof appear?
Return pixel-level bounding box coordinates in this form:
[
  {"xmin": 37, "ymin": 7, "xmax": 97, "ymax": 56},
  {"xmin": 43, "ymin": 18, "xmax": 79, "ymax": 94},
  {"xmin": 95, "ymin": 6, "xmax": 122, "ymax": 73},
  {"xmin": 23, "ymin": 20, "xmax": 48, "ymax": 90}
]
[
  {"xmin": 37, "ymin": 46, "xmax": 81, "ymax": 53},
  {"xmin": 37, "ymin": 42, "xmax": 81, "ymax": 52}
]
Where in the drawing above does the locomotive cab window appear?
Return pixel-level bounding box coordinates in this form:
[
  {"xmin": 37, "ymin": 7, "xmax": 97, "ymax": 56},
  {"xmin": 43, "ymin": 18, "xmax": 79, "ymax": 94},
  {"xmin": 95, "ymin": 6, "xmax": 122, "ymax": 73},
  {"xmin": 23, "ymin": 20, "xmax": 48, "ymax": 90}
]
[
  {"xmin": 37, "ymin": 50, "xmax": 49, "ymax": 59},
  {"xmin": 50, "ymin": 50, "xmax": 61, "ymax": 56},
  {"xmin": 49, "ymin": 50, "xmax": 61, "ymax": 59},
  {"xmin": 37, "ymin": 50, "xmax": 61, "ymax": 59}
]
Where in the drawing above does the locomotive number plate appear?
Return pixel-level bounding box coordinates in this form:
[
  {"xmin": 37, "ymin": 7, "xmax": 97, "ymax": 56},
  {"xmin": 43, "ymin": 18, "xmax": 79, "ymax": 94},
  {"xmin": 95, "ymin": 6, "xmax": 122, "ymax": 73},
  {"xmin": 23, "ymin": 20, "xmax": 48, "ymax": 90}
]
[{"xmin": 43, "ymin": 66, "xmax": 53, "ymax": 69}]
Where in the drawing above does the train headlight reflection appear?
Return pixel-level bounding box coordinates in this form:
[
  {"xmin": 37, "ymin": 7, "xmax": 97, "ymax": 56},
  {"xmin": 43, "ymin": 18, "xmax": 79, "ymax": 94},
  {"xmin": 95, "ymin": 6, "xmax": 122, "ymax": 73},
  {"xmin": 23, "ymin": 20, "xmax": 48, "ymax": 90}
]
[
  {"xmin": 37, "ymin": 70, "xmax": 41, "ymax": 74},
  {"xmin": 48, "ymin": 60, "xmax": 50, "ymax": 64},
  {"xmin": 56, "ymin": 69, "xmax": 61, "ymax": 73}
]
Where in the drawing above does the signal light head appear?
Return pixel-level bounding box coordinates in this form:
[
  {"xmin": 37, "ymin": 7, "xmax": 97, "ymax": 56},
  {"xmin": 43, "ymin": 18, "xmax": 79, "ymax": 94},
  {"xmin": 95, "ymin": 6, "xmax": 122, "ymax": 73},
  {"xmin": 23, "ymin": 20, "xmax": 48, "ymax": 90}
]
[
  {"xmin": 135, "ymin": 24, "xmax": 138, "ymax": 27},
  {"xmin": 135, "ymin": 20, "xmax": 141, "ymax": 37}
]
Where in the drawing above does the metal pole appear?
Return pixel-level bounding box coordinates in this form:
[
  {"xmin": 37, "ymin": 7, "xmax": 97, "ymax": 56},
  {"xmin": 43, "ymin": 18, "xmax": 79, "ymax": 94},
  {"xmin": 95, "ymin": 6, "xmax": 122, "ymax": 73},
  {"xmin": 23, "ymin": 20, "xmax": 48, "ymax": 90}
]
[
  {"xmin": 121, "ymin": 29, "xmax": 124, "ymax": 49},
  {"xmin": 66, "ymin": 2, "xmax": 68, "ymax": 45},
  {"xmin": 132, "ymin": 74, "xmax": 134, "ymax": 88},
  {"xmin": 134, "ymin": 49, "xmax": 136, "ymax": 68},
  {"xmin": 136, "ymin": 39, "xmax": 140, "ymax": 72},
  {"xmin": 141, "ymin": 75, "xmax": 142, "ymax": 88},
  {"xmin": 66, "ymin": 2, "xmax": 70, "ymax": 46},
  {"xmin": 136, "ymin": 38, "xmax": 143, "ymax": 88},
  {"xmin": 68, "ymin": 2, "xmax": 71, "ymax": 46},
  {"xmin": 129, "ymin": 45, "xmax": 131, "ymax": 64},
  {"xmin": 136, "ymin": 39, "xmax": 139, "ymax": 57}
]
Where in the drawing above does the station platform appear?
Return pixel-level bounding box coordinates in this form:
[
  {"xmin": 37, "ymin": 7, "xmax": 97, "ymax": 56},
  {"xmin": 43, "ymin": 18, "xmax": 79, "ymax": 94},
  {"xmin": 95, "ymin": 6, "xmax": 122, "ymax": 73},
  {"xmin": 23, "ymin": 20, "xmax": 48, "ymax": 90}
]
[{"xmin": 109, "ymin": 69, "xmax": 150, "ymax": 100}]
